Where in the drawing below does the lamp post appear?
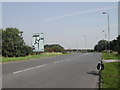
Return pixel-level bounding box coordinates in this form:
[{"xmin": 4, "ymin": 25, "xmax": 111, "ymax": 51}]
[
  {"xmin": 83, "ymin": 35, "xmax": 87, "ymax": 52},
  {"xmin": 103, "ymin": 12, "xmax": 110, "ymax": 56},
  {"xmin": 102, "ymin": 30, "xmax": 107, "ymax": 52}
]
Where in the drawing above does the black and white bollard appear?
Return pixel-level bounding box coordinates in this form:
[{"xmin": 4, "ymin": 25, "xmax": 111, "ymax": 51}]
[
  {"xmin": 97, "ymin": 61, "xmax": 104, "ymax": 71},
  {"xmin": 97, "ymin": 60, "xmax": 104, "ymax": 89}
]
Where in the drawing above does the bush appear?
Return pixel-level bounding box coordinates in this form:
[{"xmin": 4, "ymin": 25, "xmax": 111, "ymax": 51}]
[{"xmin": 44, "ymin": 44, "xmax": 65, "ymax": 52}]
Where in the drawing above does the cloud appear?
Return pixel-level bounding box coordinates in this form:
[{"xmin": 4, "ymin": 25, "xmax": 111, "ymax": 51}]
[{"xmin": 44, "ymin": 6, "xmax": 117, "ymax": 21}]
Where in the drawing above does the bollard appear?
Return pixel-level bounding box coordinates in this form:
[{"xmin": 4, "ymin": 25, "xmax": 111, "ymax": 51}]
[{"xmin": 97, "ymin": 60, "xmax": 104, "ymax": 89}]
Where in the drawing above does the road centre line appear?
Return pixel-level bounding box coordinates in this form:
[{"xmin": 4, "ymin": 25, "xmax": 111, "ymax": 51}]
[
  {"xmin": 13, "ymin": 64, "xmax": 47, "ymax": 74},
  {"xmin": 54, "ymin": 61, "xmax": 60, "ymax": 63},
  {"xmin": 13, "ymin": 58, "xmax": 71, "ymax": 74},
  {"xmin": 53, "ymin": 58, "xmax": 70, "ymax": 63}
]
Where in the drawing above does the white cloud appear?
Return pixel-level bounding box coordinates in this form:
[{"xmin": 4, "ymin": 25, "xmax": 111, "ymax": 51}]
[{"xmin": 44, "ymin": 6, "xmax": 117, "ymax": 21}]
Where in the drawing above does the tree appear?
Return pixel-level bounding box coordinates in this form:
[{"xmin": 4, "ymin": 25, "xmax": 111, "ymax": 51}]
[
  {"xmin": 117, "ymin": 35, "xmax": 120, "ymax": 55},
  {"xmin": 94, "ymin": 36, "xmax": 120, "ymax": 54},
  {"xmin": 2, "ymin": 27, "xmax": 32, "ymax": 57},
  {"xmin": 94, "ymin": 40, "xmax": 108, "ymax": 52},
  {"xmin": 110, "ymin": 39, "xmax": 118, "ymax": 51},
  {"xmin": 20, "ymin": 45, "xmax": 33, "ymax": 56},
  {"xmin": 44, "ymin": 44, "xmax": 65, "ymax": 52},
  {"xmin": 0, "ymin": 29, "xmax": 2, "ymax": 56}
]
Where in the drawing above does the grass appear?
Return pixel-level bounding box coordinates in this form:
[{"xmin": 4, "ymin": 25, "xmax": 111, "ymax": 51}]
[
  {"xmin": 102, "ymin": 52, "xmax": 120, "ymax": 60},
  {"xmin": 102, "ymin": 62, "xmax": 120, "ymax": 89},
  {"xmin": 1, "ymin": 52, "xmax": 68, "ymax": 63},
  {"xmin": 102, "ymin": 52, "xmax": 120, "ymax": 89}
]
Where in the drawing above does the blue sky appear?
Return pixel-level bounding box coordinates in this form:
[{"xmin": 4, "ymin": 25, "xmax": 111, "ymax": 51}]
[
  {"xmin": 2, "ymin": 2, "xmax": 118, "ymax": 49},
  {"xmin": 0, "ymin": 2, "xmax": 2, "ymax": 29}
]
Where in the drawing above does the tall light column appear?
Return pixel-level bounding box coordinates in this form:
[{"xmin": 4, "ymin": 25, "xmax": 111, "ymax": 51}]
[
  {"xmin": 83, "ymin": 35, "xmax": 87, "ymax": 52},
  {"xmin": 103, "ymin": 12, "xmax": 110, "ymax": 55},
  {"xmin": 102, "ymin": 30, "xmax": 107, "ymax": 51}
]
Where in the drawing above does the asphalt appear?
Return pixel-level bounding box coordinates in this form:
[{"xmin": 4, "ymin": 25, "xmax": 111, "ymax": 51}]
[{"xmin": 2, "ymin": 53, "xmax": 102, "ymax": 88}]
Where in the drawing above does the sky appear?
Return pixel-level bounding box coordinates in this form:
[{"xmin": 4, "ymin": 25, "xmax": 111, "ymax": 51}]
[
  {"xmin": 2, "ymin": 2, "xmax": 118, "ymax": 49},
  {"xmin": 0, "ymin": 2, "xmax": 2, "ymax": 29}
]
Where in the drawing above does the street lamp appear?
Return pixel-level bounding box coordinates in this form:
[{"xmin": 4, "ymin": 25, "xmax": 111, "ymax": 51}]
[
  {"xmin": 83, "ymin": 35, "xmax": 87, "ymax": 52},
  {"xmin": 103, "ymin": 11, "xmax": 110, "ymax": 55},
  {"xmin": 102, "ymin": 30, "xmax": 107, "ymax": 52}
]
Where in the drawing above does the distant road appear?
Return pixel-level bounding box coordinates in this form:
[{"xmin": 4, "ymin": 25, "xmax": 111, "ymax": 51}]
[{"xmin": 2, "ymin": 53, "xmax": 102, "ymax": 88}]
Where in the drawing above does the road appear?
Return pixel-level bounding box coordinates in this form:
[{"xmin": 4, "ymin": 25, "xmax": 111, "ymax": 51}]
[{"xmin": 2, "ymin": 53, "xmax": 102, "ymax": 88}]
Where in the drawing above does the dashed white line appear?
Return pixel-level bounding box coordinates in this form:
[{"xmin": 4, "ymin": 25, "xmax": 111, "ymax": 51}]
[
  {"xmin": 54, "ymin": 58, "xmax": 70, "ymax": 63},
  {"xmin": 13, "ymin": 64, "xmax": 47, "ymax": 74},
  {"xmin": 54, "ymin": 61, "xmax": 60, "ymax": 63},
  {"xmin": 13, "ymin": 58, "xmax": 71, "ymax": 74}
]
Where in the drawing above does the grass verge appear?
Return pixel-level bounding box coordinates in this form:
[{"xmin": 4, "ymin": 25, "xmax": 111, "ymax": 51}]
[
  {"xmin": 2, "ymin": 52, "xmax": 68, "ymax": 63},
  {"xmin": 102, "ymin": 52, "xmax": 120, "ymax": 60},
  {"xmin": 102, "ymin": 62, "xmax": 119, "ymax": 89}
]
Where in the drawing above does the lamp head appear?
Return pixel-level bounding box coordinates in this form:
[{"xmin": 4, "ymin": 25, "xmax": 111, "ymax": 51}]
[{"xmin": 103, "ymin": 12, "xmax": 106, "ymax": 14}]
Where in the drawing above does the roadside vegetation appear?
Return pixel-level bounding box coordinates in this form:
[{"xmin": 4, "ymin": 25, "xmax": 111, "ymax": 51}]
[
  {"xmin": 0, "ymin": 27, "xmax": 70, "ymax": 63},
  {"xmin": 95, "ymin": 35, "xmax": 120, "ymax": 89},
  {"xmin": 101, "ymin": 52, "xmax": 120, "ymax": 89},
  {"xmin": 1, "ymin": 28, "xmax": 33, "ymax": 57},
  {"xmin": 94, "ymin": 35, "xmax": 120, "ymax": 55},
  {"xmin": 2, "ymin": 52, "xmax": 67, "ymax": 63},
  {"xmin": 102, "ymin": 62, "xmax": 119, "ymax": 89},
  {"xmin": 102, "ymin": 52, "xmax": 120, "ymax": 60}
]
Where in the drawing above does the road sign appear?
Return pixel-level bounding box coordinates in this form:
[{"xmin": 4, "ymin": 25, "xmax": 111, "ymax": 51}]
[
  {"xmin": 32, "ymin": 33, "xmax": 44, "ymax": 52},
  {"xmin": 97, "ymin": 61, "xmax": 104, "ymax": 71}
]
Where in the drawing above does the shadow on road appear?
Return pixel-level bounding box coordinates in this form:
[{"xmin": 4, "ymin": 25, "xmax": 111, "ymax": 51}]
[{"xmin": 87, "ymin": 71, "xmax": 100, "ymax": 76}]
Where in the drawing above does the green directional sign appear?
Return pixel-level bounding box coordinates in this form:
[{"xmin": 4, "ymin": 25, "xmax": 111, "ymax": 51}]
[{"xmin": 32, "ymin": 33, "xmax": 44, "ymax": 52}]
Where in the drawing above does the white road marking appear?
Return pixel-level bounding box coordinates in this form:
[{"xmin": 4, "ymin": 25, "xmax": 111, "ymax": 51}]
[
  {"xmin": 54, "ymin": 58, "xmax": 70, "ymax": 63},
  {"xmin": 13, "ymin": 58, "xmax": 71, "ymax": 74},
  {"xmin": 54, "ymin": 61, "xmax": 60, "ymax": 63},
  {"xmin": 13, "ymin": 64, "xmax": 47, "ymax": 74}
]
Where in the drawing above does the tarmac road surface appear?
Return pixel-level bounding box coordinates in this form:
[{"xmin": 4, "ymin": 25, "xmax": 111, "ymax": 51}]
[{"xmin": 2, "ymin": 53, "xmax": 102, "ymax": 88}]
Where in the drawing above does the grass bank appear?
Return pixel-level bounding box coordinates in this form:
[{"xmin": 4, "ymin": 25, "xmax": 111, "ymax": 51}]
[
  {"xmin": 102, "ymin": 62, "xmax": 119, "ymax": 89},
  {"xmin": 2, "ymin": 52, "xmax": 68, "ymax": 63},
  {"xmin": 102, "ymin": 52, "xmax": 120, "ymax": 60},
  {"xmin": 102, "ymin": 52, "xmax": 120, "ymax": 89}
]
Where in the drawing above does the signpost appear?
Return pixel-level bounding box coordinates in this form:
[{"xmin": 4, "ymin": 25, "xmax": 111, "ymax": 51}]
[{"xmin": 32, "ymin": 33, "xmax": 44, "ymax": 53}]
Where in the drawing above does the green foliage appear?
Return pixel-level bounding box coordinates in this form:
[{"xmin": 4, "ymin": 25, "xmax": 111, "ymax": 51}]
[
  {"xmin": 44, "ymin": 44, "xmax": 65, "ymax": 52},
  {"xmin": 102, "ymin": 52, "xmax": 120, "ymax": 88},
  {"xmin": 94, "ymin": 35, "xmax": 120, "ymax": 53},
  {"xmin": 117, "ymin": 35, "xmax": 120, "ymax": 55},
  {"xmin": 0, "ymin": 29, "xmax": 2, "ymax": 56},
  {"xmin": 110, "ymin": 39, "xmax": 118, "ymax": 51},
  {"xmin": 2, "ymin": 53, "xmax": 63, "ymax": 62},
  {"xmin": 102, "ymin": 52, "xmax": 120, "ymax": 60},
  {"xmin": 2, "ymin": 27, "xmax": 33, "ymax": 57},
  {"xmin": 94, "ymin": 40, "xmax": 108, "ymax": 52}
]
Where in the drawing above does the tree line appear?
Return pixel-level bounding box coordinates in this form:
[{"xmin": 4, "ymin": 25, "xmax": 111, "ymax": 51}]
[
  {"xmin": 1, "ymin": 28, "xmax": 65, "ymax": 57},
  {"xmin": 1, "ymin": 27, "xmax": 120, "ymax": 57},
  {"xmin": 94, "ymin": 35, "xmax": 120, "ymax": 55}
]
